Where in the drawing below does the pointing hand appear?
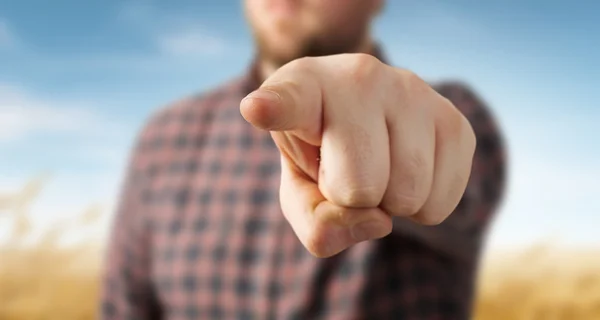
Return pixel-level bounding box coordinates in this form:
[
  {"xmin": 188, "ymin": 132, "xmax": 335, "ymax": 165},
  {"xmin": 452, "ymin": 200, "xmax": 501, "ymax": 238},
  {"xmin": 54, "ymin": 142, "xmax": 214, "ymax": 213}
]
[{"xmin": 240, "ymin": 54, "xmax": 476, "ymax": 257}]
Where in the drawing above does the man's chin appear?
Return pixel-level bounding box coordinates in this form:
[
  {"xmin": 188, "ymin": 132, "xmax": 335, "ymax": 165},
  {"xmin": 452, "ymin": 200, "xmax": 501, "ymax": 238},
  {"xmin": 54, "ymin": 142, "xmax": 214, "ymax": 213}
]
[
  {"xmin": 258, "ymin": 36, "xmax": 352, "ymax": 68},
  {"xmin": 261, "ymin": 45, "xmax": 307, "ymax": 66}
]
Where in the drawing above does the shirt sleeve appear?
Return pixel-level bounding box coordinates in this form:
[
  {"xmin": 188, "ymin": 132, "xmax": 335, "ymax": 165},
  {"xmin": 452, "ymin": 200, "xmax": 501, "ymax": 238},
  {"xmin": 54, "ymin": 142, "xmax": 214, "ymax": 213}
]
[
  {"xmin": 392, "ymin": 82, "xmax": 507, "ymax": 264},
  {"xmin": 99, "ymin": 123, "xmax": 162, "ymax": 320}
]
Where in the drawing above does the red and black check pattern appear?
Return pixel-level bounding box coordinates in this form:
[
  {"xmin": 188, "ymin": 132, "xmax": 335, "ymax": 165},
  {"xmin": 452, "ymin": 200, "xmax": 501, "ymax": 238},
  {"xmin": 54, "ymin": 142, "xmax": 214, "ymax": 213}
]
[{"xmin": 100, "ymin": 50, "xmax": 506, "ymax": 319}]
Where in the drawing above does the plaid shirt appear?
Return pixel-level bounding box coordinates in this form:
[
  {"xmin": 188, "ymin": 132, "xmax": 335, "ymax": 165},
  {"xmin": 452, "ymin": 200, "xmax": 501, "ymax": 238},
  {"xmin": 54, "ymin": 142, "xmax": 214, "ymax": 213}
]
[{"xmin": 100, "ymin": 48, "xmax": 506, "ymax": 320}]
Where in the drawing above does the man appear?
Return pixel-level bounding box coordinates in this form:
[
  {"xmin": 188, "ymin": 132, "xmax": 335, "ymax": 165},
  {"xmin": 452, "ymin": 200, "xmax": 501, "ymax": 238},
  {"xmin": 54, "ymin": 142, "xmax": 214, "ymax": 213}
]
[{"xmin": 100, "ymin": 0, "xmax": 506, "ymax": 319}]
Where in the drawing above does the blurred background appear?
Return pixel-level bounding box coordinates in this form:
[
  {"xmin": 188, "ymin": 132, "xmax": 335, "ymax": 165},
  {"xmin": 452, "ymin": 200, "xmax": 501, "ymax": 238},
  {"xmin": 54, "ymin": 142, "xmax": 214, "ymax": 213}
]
[{"xmin": 0, "ymin": 0, "xmax": 598, "ymax": 319}]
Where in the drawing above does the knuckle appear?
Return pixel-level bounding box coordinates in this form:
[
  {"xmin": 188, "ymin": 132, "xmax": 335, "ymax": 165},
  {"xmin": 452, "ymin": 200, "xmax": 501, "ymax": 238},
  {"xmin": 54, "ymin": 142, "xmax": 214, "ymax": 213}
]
[
  {"xmin": 403, "ymin": 69, "xmax": 421, "ymax": 85},
  {"xmin": 389, "ymin": 69, "xmax": 408, "ymax": 90},
  {"xmin": 347, "ymin": 53, "xmax": 381, "ymax": 84},
  {"xmin": 405, "ymin": 151, "xmax": 429, "ymax": 173},
  {"xmin": 450, "ymin": 172, "xmax": 469, "ymax": 199},
  {"xmin": 461, "ymin": 115, "xmax": 477, "ymax": 154},
  {"xmin": 334, "ymin": 184, "xmax": 383, "ymax": 208},
  {"xmin": 393, "ymin": 69, "xmax": 429, "ymax": 106},
  {"xmin": 446, "ymin": 173, "xmax": 470, "ymax": 211},
  {"xmin": 303, "ymin": 228, "xmax": 333, "ymax": 258},
  {"xmin": 444, "ymin": 106, "xmax": 477, "ymax": 156},
  {"xmin": 399, "ymin": 69, "xmax": 424, "ymax": 91},
  {"xmin": 443, "ymin": 102, "xmax": 468, "ymax": 137},
  {"xmin": 383, "ymin": 192, "xmax": 427, "ymax": 216},
  {"xmin": 383, "ymin": 152, "xmax": 430, "ymax": 216},
  {"xmin": 353, "ymin": 53, "xmax": 379, "ymax": 67},
  {"xmin": 285, "ymin": 56, "xmax": 315, "ymax": 73}
]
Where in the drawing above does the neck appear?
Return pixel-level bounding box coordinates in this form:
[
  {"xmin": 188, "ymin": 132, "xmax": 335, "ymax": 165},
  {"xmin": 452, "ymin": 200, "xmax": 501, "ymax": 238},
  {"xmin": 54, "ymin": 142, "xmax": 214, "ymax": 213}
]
[{"xmin": 257, "ymin": 35, "xmax": 376, "ymax": 82}]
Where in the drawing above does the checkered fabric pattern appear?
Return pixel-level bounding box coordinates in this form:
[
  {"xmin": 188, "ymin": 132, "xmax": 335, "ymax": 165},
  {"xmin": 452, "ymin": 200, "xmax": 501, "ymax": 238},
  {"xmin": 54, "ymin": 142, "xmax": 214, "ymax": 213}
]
[{"xmin": 100, "ymin": 49, "xmax": 506, "ymax": 320}]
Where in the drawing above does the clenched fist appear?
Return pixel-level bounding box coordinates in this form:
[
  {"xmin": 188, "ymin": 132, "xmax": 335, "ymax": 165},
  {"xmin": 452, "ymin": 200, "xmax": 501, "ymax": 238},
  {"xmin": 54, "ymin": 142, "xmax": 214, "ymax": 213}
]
[{"xmin": 240, "ymin": 53, "xmax": 476, "ymax": 258}]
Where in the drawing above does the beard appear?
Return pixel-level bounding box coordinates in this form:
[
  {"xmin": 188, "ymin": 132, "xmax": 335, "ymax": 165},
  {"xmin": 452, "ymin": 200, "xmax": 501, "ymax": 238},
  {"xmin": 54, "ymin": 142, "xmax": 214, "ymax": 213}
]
[{"xmin": 254, "ymin": 27, "xmax": 369, "ymax": 69}]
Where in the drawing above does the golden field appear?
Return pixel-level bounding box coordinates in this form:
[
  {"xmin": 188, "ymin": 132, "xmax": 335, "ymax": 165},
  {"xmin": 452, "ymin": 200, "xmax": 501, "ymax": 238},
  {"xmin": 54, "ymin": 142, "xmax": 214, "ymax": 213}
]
[{"xmin": 1, "ymin": 177, "xmax": 599, "ymax": 320}]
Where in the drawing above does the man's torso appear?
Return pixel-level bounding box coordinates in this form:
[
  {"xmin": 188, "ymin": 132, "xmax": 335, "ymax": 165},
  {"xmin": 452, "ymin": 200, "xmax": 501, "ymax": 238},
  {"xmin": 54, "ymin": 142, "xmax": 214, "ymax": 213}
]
[{"xmin": 126, "ymin": 68, "xmax": 498, "ymax": 319}]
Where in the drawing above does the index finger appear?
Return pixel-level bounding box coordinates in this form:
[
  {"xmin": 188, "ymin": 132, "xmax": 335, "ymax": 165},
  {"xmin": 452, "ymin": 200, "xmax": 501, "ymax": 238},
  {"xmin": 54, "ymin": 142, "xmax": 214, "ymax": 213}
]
[{"xmin": 239, "ymin": 58, "xmax": 324, "ymax": 145}]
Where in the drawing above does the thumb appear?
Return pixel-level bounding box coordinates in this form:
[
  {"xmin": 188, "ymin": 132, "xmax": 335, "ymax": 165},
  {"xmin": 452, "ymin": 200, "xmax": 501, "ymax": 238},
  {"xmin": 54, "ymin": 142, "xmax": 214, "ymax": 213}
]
[{"xmin": 240, "ymin": 76, "xmax": 323, "ymax": 142}]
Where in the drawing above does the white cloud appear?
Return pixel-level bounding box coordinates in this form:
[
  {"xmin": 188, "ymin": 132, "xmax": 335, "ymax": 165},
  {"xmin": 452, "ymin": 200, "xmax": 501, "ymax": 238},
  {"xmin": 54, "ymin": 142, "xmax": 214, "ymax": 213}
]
[
  {"xmin": 0, "ymin": 19, "xmax": 16, "ymax": 49},
  {"xmin": 0, "ymin": 6, "xmax": 241, "ymax": 76},
  {"xmin": 403, "ymin": 1, "xmax": 486, "ymax": 39},
  {"xmin": 117, "ymin": 2, "xmax": 230, "ymax": 58},
  {"xmin": 117, "ymin": 1, "xmax": 156, "ymax": 28},
  {"xmin": 0, "ymin": 84, "xmax": 128, "ymax": 245},
  {"xmin": 0, "ymin": 84, "xmax": 123, "ymax": 143},
  {"xmin": 157, "ymin": 27, "xmax": 226, "ymax": 57}
]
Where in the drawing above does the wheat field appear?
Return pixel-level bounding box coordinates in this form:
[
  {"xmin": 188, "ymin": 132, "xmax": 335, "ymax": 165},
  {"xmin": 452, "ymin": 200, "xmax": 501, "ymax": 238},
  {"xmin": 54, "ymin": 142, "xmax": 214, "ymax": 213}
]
[{"xmin": 1, "ymin": 177, "xmax": 599, "ymax": 320}]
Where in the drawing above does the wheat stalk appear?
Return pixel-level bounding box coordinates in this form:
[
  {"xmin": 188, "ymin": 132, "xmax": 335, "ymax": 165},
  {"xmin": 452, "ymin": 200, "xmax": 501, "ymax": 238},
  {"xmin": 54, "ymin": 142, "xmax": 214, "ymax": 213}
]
[{"xmin": 1, "ymin": 176, "xmax": 599, "ymax": 319}]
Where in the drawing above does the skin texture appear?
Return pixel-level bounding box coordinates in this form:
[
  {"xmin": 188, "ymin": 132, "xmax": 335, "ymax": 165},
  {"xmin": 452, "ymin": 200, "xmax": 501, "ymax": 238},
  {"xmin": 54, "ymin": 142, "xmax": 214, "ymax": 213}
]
[{"xmin": 241, "ymin": 0, "xmax": 477, "ymax": 258}]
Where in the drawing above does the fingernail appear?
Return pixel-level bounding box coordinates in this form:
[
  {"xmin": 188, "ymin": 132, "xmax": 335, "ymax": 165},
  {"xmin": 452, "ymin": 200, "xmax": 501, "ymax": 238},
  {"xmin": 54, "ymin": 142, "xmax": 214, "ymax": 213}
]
[
  {"xmin": 351, "ymin": 221, "xmax": 389, "ymax": 242},
  {"xmin": 243, "ymin": 89, "xmax": 281, "ymax": 104}
]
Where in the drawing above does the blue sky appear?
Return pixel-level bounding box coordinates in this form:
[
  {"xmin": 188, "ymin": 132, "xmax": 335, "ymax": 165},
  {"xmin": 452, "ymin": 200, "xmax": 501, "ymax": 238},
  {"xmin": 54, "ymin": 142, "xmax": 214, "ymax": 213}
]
[{"xmin": 0, "ymin": 0, "xmax": 598, "ymax": 252}]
